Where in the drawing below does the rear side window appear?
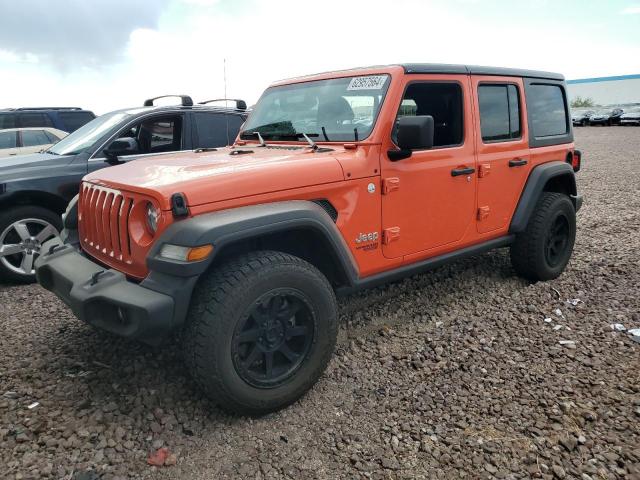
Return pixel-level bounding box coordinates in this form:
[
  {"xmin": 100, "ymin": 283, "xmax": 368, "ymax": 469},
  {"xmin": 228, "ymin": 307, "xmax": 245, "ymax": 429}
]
[
  {"xmin": 0, "ymin": 113, "xmax": 17, "ymax": 129},
  {"xmin": 194, "ymin": 113, "xmax": 233, "ymax": 148},
  {"xmin": 0, "ymin": 131, "xmax": 17, "ymax": 149},
  {"xmin": 22, "ymin": 130, "xmax": 52, "ymax": 147},
  {"xmin": 59, "ymin": 111, "xmax": 95, "ymax": 132},
  {"xmin": 18, "ymin": 112, "xmax": 54, "ymax": 128},
  {"xmin": 527, "ymin": 84, "xmax": 568, "ymax": 137},
  {"xmin": 478, "ymin": 84, "xmax": 521, "ymax": 142},
  {"xmin": 395, "ymin": 82, "xmax": 464, "ymax": 148},
  {"xmin": 225, "ymin": 114, "xmax": 245, "ymax": 143}
]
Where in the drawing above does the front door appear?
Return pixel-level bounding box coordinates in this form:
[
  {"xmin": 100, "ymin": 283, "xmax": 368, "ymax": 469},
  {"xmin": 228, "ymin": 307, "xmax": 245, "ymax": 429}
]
[
  {"xmin": 472, "ymin": 77, "xmax": 531, "ymax": 234},
  {"xmin": 381, "ymin": 76, "xmax": 477, "ymax": 259}
]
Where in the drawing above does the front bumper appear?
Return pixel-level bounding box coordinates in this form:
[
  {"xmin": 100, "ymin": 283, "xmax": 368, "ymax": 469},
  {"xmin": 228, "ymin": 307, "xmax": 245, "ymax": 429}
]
[{"xmin": 35, "ymin": 239, "xmax": 176, "ymax": 343}]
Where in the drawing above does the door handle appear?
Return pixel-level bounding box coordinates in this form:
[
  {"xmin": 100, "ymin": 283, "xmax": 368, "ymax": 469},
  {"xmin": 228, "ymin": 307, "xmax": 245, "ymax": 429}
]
[
  {"xmin": 509, "ymin": 158, "xmax": 528, "ymax": 167},
  {"xmin": 451, "ymin": 166, "xmax": 475, "ymax": 177}
]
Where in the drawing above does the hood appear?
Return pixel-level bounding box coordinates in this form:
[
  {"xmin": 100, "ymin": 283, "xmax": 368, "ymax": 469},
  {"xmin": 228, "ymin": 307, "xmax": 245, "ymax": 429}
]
[
  {"xmin": 84, "ymin": 145, "xmax": 348, "ymax": 209},
  {"xmin": 0, "ymin": 152, "xmax": 76, "ymax": 181}
]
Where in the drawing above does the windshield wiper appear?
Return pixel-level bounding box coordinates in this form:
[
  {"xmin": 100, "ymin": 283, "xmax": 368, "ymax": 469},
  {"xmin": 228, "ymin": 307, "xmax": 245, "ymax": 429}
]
[
  {"xmin": 44, "ymin": 149, "xmax": 60, "ymax": 155},
  {"xmin": 239, "ymin": 131, "xmax": 267, "ymax": 146}
]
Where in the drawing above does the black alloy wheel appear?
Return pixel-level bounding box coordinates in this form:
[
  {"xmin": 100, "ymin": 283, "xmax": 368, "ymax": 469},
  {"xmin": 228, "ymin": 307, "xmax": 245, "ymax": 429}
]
[{"xmin": 232, "ymin": 290, "xmax": 315, "ymax": 388}]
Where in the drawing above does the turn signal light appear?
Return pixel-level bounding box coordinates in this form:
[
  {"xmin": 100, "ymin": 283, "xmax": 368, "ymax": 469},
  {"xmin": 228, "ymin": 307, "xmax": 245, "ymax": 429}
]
[{"xmin": 159, "ymin": 244, "xmax": 213, "ymax": 262}]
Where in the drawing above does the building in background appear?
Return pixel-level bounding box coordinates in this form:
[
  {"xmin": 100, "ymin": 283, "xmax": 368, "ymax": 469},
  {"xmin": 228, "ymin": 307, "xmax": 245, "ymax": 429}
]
[{"xmin": 567, "ymin": 74, "xmax": 640, "ymax": 106}]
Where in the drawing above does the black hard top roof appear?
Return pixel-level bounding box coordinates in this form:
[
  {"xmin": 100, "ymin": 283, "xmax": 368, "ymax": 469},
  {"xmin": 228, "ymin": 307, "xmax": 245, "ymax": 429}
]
[{"xmin": 400, "ymin": 63, "xmax": 564, "ymax": 81}]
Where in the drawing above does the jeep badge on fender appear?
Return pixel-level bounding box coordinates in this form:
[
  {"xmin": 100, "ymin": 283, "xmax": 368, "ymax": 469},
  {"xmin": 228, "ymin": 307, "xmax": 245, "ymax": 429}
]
[{"xmin": 35, "ymin": 64, "xmax": 582, "ymax": 416}]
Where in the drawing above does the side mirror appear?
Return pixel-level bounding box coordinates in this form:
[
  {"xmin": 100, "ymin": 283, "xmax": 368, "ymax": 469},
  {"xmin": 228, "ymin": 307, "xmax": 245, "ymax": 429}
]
[
  {"xmin": 388, "ymin": 115, "xmax": 435, "ymax": 161},
  {"xmin": 103, "ymin": 137, "xmax": 139, "ymax": 164}
]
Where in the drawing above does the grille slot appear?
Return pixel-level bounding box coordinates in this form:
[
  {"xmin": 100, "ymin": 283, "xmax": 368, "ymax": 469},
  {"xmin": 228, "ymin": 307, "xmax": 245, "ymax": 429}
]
[{"xmin": 79, "ymin": 183, "xmax": 133, "ymax": 263}]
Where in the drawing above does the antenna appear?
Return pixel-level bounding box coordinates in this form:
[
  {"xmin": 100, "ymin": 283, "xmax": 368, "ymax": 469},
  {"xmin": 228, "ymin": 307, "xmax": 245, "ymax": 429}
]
[{"xmin": 224, "ymin": 58, "xmax": 230, "ymax": 145}]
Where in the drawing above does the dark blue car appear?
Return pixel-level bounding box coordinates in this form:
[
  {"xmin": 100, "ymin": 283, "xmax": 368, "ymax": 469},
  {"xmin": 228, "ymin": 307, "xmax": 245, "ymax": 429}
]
[{"xmin": 0, "ymin": 107, "xmax": 96, "ymax": 133}]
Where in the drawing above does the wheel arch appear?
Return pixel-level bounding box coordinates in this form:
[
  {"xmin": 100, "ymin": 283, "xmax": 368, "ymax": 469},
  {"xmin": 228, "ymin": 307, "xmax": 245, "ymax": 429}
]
[
  {"xmin": 510, "ymin": 161, "xmax": 578, "ymax": 234},
  {"xmin": 0, "ymin": 190, "xmax": 68, "ymax": 217}
]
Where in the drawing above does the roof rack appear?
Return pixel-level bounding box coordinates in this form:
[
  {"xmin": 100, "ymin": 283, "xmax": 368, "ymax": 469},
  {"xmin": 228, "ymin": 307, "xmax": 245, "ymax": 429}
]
[
  {"xmin": 144, "ymin": 95, "xmax": 194, "ymax": 107},
  {"xmin": 12, "ymin": 107, "xmax": 83, "ymax": 111},
  {"xmin": 199, "ymin": 98, "xmax": 247, "ymax": 110}
]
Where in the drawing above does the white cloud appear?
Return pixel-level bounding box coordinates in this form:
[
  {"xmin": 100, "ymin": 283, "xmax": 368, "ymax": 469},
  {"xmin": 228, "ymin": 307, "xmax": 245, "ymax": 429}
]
[{"xmin": 620, "ymin": 5, "xmax": 640, "ymax": 14}]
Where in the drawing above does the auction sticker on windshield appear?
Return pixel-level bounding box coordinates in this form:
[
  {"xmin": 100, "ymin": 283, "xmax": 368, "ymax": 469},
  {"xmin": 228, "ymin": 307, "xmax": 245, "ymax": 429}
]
[{"xmin": 347, "ymin": 75, "xmax": 387, "ymax": 91}]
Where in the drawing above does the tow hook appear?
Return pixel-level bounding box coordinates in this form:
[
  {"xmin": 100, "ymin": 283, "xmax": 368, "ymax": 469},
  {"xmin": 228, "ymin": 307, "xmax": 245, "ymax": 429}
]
[{"xmin": 90, "ymin": 270, "xmax": 106, "ymax": 286}]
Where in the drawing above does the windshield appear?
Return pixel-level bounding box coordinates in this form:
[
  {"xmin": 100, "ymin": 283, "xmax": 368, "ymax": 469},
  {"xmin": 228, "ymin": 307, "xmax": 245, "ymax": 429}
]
[
  {"xmin": 241, "ymin": 74, "xmax": 391, "ymax": 142},
  {"xmin": 48, "ymin": 111, "xmax": 132, "ymax": 155}
]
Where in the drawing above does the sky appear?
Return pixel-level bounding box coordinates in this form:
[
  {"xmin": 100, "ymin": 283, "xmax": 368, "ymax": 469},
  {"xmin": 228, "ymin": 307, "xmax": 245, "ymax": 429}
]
[{"xmin": 1, "ymin": 0, "xmax": 639, "ymax": 114}]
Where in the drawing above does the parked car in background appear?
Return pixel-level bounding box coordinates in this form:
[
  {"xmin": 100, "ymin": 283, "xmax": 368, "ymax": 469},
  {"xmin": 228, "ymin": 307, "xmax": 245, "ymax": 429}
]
[
  {"xmin": 571, "ymin": 109, "xmax": 594, "ymax": 126},
  {"xmin": 620, "ymin": 107, "xmax": 640, "ymax": 126},
  {"xmin": 0, "ymin": 95, "xmax": 247, "ymax": 282},
  {"xmin": 0, "ymin": 127, "xmax": 67, "ymax": 158},
  {"xmin": 0, "ymin": 107, "xmax": 96, "ymax": 133},
  {"xmin": 588, "ymin": 108, "xmax": 624, "ymax": 126}
]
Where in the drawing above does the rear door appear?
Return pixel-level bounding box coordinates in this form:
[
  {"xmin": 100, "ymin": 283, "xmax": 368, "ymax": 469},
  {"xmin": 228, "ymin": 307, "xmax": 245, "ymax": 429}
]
[
  {"xmin": 472, "ymin": 76, "xmax": 531, "ymax": 234},
  {"xmin": 192, "ymin": 112, "xmax": 245, "ymax": 148},
  {"xmin": 0, "ymin": 131, "xmax": 19, "ymax": 157}
]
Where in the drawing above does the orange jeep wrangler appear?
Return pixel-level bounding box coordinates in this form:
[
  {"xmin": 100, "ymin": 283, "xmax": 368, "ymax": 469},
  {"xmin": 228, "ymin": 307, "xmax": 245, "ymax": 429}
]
[{"xmin": 36, "ymin": 64, "xmax": 582, "ymax": 415}]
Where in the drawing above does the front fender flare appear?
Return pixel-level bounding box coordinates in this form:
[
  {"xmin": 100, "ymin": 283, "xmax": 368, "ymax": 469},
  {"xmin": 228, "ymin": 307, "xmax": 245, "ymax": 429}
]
[{"xmin": 146, "ymin": 200, "xmax": 358, "ymax": 283}]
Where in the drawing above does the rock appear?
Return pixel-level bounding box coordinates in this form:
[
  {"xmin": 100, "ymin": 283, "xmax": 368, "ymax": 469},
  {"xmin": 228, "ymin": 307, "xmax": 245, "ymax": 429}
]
[
  {"xmin": 559, "ymin": 435, "xmax": 578, "ymax": 452},
  {"xmin": 552, "ymin": 464, "xmax": 566, "ymax": 478}
]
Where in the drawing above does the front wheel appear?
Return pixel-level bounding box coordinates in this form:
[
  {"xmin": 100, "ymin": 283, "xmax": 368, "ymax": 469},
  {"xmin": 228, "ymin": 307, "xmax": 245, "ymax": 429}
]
[
  {"xmin": 510, "ymin": 192, "xmax": 576, "ymax": 281},
  {"xmin": 0, "ymin": 206, "xmax": 61, "ymax": 283},
  {"xmin": 183, "ymin": 251, "xmax": 338, "ymax": 415}
]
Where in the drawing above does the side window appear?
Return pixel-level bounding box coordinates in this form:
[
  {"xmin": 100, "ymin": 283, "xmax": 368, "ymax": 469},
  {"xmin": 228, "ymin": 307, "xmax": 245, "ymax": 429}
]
[
  {"xmin": 0, "ymin": 131, "xmax": 17, "ymax": 149},
  {"xmin": 225, "ymin": 114, "xmax": 245, "ymax": 144},
  {"xmin": 478, "ymin": 84, "xmax": 521, "ymax": 142},
  {"xmin": 18, "ymin": 113, "xmax": 54, "ymax": 128},
  {"xmin": 0, "ymin": 113, "xmax": 17, "ymax": 129},
  {"xmin": 59, "ymin": 112, "xmax": 95, "ymax": 132},
  {"xmin": 527, "ymin": 84, "xmax": 568, "ymax": 137},
  {"xmin": 21, "ymin": 130, "xmax": 52, "ymax": 147},
  {"xmin": 194, "ymin": 113, "xmax": 230, "ymax": 148},
  {"xmin": 394, "ymin": 83, "xmax": 463, "ymax": 148},
  {"xmin": 137, "ymin": 116, "xmax": 183, "ymax": 154}
]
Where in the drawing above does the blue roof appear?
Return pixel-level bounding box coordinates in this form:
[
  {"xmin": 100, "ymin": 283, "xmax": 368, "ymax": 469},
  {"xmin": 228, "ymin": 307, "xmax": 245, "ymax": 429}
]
[{"xmin": 568, "ymin": 74, "xmax": 640, "ymax": 84}]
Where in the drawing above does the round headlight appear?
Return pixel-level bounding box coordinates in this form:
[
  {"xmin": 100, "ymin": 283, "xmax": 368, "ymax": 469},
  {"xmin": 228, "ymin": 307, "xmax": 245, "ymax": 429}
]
[{"xmin": 146, "ymin": 202, "xmax": 160, "ymax": 234}]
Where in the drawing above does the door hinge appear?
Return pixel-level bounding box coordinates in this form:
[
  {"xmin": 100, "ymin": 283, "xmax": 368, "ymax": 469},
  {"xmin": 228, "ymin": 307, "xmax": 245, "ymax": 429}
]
[
  {"xmin": 382, "ymin": 177, "xmax": 400, "ymax": 195},
  {"xmin": 382, "ymin": 227, "xmax": 401, "ymax": 245},
  {"xmin": 477, "ymin": 206, "xmax": 490, "ymax": 221},
  {"xmin": 478, "ymin": 164, "xmax": 491, "ymax": 178}
]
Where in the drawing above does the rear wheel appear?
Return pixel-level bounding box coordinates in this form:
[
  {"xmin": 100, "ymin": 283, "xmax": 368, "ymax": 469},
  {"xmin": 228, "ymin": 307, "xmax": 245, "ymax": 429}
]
[
  {"xmin": 510, "ymin": 192, "xmax": 576, "ymax": 281},
  {"xmin": 183, "ymin": 250, "xmax": 338, "ymax": 415},
  {"xmin": 0, "ymin": 206, "xmax": 61, "ymax": 283}
]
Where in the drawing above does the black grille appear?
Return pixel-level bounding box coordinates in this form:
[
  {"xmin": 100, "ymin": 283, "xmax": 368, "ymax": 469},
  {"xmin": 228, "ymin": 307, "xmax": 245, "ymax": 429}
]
[{"xmin": 312, "ymin": 199, "xmax": 338, "ymax": 222}]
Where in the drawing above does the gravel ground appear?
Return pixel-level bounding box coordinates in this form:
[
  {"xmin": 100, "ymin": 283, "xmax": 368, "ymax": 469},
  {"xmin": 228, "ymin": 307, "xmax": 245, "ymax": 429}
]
[{"xmin": 1, "ymin": 127, "xmax": 639, "ymax": 480}]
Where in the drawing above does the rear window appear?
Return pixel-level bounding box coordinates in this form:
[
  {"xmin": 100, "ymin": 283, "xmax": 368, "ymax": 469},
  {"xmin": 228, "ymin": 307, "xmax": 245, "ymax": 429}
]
[
  {"xmin": 18, "ymin": 112, "xmax": 54, "ymax": 128},
  {"xmin": 59, "ymin": 111, "xmax": 95, "ymax": 132},
  {"xmin": 194, "ymin": 113, "xmax": 244, "ymax": 148},
  {"xmin": 527, "ymin": 84, "xmax": 568, "ymax": 137},
  {"xmin": 0, "ymin": 131, "xmax": 17, "ymax": 149},
  {"xmin": 0, "ymin": 113, "xmax": 16, "ymax": 129},
  {"xmin": 22, "ymin": 130, "xmax": 52, "ymax": 147}
]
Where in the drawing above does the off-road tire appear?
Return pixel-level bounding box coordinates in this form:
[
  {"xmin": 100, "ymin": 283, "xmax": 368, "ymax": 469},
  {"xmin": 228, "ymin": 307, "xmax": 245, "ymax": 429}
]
[
  {"xmin": 510, "ymin": 192, "xmax": 576, "ymax": 281},
  {"xmin": 183, "ymin": 250, "xmax": 338, "ymax": 416},
  {"xmin": 0, "ymin": 206, "xmax": 62, "ymax": 284}
]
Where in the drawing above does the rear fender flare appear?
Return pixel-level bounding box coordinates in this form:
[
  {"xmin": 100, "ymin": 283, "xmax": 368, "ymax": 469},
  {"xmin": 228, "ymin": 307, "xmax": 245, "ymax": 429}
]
[{"xmin": 510, "ymin": 161, "xmax": 577, "ymax": 234}]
